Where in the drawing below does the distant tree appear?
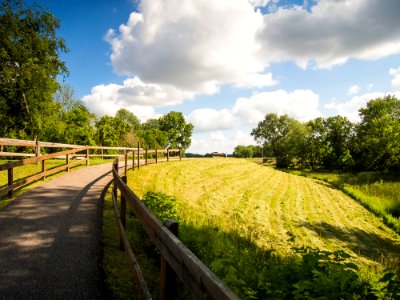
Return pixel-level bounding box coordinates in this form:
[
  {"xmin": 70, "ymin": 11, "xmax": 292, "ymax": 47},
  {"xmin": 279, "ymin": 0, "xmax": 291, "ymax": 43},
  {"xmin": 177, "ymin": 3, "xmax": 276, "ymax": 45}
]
[
  {"xmin": 95, "ymin": 115, "xmax": 130, "ymax": 146},
  {"xmin": 138, "ymin": 129, "xmax": 168, "ymax": 149},
  {"xmin": 251, "ymin": 113, "xmax": 305, "ymax": 168},
  {"xmin": 0, "ymin": 0, "xmax": 68, "ymax": 139},
  {"xmin": 159, "ymin": 111, "xmax": 194, "ymax": 149},
  {"xmin": 323, "ymin": 116, "xmax": 355, "ymax": 170},
  {"xmin": 115, "ymin": 108, "xmax": 141, "ymax": 130},
  {"xmin": 142, "ymin": 118, "xmax": 160, "ymax": 130},
  {"xmin": 233, "ymin": 145, "xmax": 253, "ymax": 158},
  {"xmin": 305, "ymin": 118, "xmax": 329, "ymax": 169},
  {"xmin": 356, "ymin": 95, "xmax": 400, "ymax": 171}
]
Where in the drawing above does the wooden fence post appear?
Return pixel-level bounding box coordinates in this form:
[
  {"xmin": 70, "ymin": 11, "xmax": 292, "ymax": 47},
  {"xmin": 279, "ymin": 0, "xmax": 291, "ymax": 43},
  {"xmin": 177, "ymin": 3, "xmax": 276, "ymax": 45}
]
[
  {"xmin": 42, "ymin": 160, "xmax": 46, "ymax": 180},
  {"xmin": 160, "ymin": 219, "xmax": 179, "ymax": 300},
  {"xmin": 179, "ymin": 148, "xmax": 182, "ymax": 161},
  {"xmin": 155, "ymin": 149, "xmax": 158, "ymax": 164},
  {"xmin": 124, "ymin": 151, "xmax": 128, "ymax": 175},
  {"xmin": 66, "ymin": 154, "xmax": 70, "ymax": 172},
  {"xmin": 35, "ymin": 140, "xmax": 40, "ymax": 157},
  {"xmin": 132, "ymin": 150, "xmax": 135, "ymax": 170},
  {"xmin": 86, "ymin": 148, "xmax": 89, "ymax": 166},
  {"xmin": 120, "ymin": 175, "xmax": 127, "ymax": 251},
  {"xmin": 8, "ymin": 166, "xmax": 13, "ymax": 198},
  {"xmin": 113, "ymin": 159, "xmax": 119, "ymax": 202},
  {"xmin": 145, "ymin": 149, "xmax": 148, "ymax": 165},
  {"xmin": 137, "ymin": 142, "xmax": 140, "ymax": 169},
  {"xmin": 167, "ymin": 148, "xmax": 169, "ymax": 162}
]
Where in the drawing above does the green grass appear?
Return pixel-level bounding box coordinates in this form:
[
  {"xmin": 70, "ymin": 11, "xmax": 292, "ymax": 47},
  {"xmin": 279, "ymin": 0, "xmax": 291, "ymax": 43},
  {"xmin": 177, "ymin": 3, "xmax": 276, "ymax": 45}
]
[
  {"xmin": 289, "ymin": 170, "xmax": 400, "ymax": 233},
  {"xmin": 117, "ymin": 158, "xmax": 399, "ymax": 299}
]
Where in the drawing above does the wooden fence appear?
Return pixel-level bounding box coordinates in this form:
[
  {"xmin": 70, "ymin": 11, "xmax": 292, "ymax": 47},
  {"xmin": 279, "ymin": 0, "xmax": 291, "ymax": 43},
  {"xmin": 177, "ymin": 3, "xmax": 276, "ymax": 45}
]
[
  {"xmin": 0, "ymin": 138, "xmax": 181, "ymax": 198},
  {"xmin": 112, "ymin": 156, "xmax": 240, "ymax": 300}
]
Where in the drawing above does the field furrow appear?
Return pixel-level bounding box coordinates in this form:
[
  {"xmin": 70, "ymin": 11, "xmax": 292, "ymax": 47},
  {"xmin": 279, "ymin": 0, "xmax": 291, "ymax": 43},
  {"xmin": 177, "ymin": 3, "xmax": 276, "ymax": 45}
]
[{"xmin": 127, "ymin": 158, "xmax": 400, "ymax": 269}]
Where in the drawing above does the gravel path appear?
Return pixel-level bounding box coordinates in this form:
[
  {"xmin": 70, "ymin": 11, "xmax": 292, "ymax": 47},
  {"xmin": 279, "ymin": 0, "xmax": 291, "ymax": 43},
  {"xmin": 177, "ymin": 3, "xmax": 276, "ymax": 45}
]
[{"xmin": 0, "ymin": 163, "xmax": 114, "ymax": 299}]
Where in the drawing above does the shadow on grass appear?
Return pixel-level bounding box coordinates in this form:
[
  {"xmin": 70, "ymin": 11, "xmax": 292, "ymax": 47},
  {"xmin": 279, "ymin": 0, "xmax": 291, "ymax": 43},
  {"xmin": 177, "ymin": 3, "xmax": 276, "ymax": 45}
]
[{"xmin": 297, "ymin": 221, "xmax": 400, "ymax": 262}]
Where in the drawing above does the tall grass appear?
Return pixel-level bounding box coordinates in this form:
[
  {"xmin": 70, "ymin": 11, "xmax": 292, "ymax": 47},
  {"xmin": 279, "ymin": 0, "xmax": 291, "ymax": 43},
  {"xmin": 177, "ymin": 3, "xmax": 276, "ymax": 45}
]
[{"xmin": 291, "ymin": 170, "xmax": 400, "ymax": 233}]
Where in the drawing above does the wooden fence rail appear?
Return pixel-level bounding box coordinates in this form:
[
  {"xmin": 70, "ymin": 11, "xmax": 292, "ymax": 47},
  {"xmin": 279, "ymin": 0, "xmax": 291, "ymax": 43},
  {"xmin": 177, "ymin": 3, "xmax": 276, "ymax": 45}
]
[
  {"xmin": 0, "ymin": 138, "xmax": 181, "ymax": 199},
  {"xmin": 112, "ymin": 156, "xmax": 240, "ymax": 300}
]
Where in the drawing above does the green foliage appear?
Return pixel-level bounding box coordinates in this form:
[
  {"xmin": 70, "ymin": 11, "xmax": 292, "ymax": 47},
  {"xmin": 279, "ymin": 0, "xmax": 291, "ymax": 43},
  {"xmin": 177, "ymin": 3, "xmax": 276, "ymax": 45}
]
[
  {"xmin": 289, "ymin": 247, "xmax": 374, "ymax": 299},
  {"xmin": 142, "ymin": 191, "xmax": 178, "ymax": 221},
  {"xmin": 158, "ymin": 111, "xmax": 194, "ymax": 149},
  {"xmin": 250, "ymin": 95, "xmax": 400, "ymax": 172},
  {"xmin": 251, "ymin": 114, "xmax": 306, "ymax": 168},
  {"xmin": 356, "ymin": 95, "xmax": 400, "ymax": 171},
  {"xmin": 0, "ymin": 0, "xmax": 68, "ymax": 139}
]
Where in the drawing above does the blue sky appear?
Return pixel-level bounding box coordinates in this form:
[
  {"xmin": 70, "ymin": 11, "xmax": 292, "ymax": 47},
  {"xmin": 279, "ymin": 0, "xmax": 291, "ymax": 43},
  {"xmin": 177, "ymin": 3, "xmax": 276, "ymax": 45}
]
[{"xmin": 31, "ymin": 0, "xmax": 400, "ymax": 153}]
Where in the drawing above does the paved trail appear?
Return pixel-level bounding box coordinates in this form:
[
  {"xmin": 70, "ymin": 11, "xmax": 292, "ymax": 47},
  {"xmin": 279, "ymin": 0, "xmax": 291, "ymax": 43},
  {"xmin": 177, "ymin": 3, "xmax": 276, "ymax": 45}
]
[{"xmin": 0, "ymin": 163, "xmax": 114, "ymax": 299}]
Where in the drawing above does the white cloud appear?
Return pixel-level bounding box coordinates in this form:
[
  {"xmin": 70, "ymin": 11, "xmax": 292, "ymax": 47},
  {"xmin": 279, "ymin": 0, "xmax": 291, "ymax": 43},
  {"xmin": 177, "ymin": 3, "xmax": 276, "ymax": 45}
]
[
  {"xmin": 347, "ymin": 85, "xmax": 360, "ymax": 95},
  {"xmin": 325, "ymin": 92, "xmax": 387, "ymax": 122},
  {"xmin": 106, "ymin": 0, "xmax": 265, "ymax": 93},
  {"xmin": 258, "ymin": 0, "xmax": 400, "ymax": 68},
  {"xmin": 248, "ymin": 0, "xmax": 271, "ymax": 7},
  {"xmin": 187, "ymin": 130, "xmax": 254, "ymax": 154},
  {"xmin": 187, "ymin": 108, "xmax": 236, "ymax": 132},
  {"xmin": 232, "ymin": 89, "xmax": 322, "ymax": 125},
  {"xmin": 234, "ymin": 72, "xmax": 277, "ymax": 88},
  {"xmin": 82, "ymin": 77, "xmax": 192, "ymax": 120},
  {"xmin": 389, "ymin": 66, "xmax": 400, "ymax": 91}
]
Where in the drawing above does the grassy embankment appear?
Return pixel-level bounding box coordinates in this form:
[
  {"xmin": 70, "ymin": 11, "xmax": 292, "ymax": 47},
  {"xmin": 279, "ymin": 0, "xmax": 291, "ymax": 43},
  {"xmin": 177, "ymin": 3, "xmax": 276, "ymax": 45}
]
[
  {"xmin": 103, "ymin": 158, "xmax": 399, "ymax": 299},
  {"xmin": 288, "ymin": 170, "xmax": 400, "ymax": 233}
]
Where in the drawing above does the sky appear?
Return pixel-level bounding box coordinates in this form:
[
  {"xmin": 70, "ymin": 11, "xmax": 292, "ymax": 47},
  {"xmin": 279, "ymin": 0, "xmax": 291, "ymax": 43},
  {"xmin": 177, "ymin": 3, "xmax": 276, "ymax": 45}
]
[{"xmin": 30, "ymin": 0, "xmax": 400, "ymax": 154}]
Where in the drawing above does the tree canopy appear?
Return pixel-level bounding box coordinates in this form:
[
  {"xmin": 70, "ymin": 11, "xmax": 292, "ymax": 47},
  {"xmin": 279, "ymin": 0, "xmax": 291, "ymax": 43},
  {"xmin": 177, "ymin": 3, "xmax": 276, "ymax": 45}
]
[
  {"xmin": 0, "ymin": 0, "xmax": 68, "ymax": 139},
  {"xmin": 248, "ymin": 95, "xmax": 400, "ymax": 171}
]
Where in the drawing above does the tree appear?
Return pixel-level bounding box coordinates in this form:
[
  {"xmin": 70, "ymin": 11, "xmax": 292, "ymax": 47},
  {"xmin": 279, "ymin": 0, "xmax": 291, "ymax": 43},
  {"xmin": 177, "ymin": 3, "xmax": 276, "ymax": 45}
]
[
  {"xmin": 0, "ymin": 0, "xmax": 68, "ymax": 139},
  {"xmin": 356, "ymin": 95, "xmax": 400, "ymax": 171},
  {"xmin": 138, "ymin": 129, "xmax": 168, "ymax": 149},
  {"xmin": 305, "ymin": 118, "xmax": 329, "ymax": 169},
  {"xmin": 115, "ymin": 108, "xmax": 140, "ymax": 131},
  {"xmin": 159, "ymin": 111, "xmax": 193, "ymax": 149},
  {"xmin": 251, "ymin": 113, "xmax": 305, "ymax": 168},
  {"xmin": 95, "ymin": 115, "xmax": 130, "ymax": 147},
  {"xmin": 233, "ymin": 145, "xmax": 254, "ymax": 158}
]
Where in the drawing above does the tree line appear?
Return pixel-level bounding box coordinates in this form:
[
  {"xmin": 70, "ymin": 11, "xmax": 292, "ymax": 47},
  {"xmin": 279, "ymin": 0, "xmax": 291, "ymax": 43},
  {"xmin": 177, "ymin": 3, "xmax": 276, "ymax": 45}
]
[
  {"xmin": 0, "ymin": 0, "xmax": 193, "ymax": 151},
  {"xmin": 246, "ymin": 95, "xmax": 400, "ymax": 171}
]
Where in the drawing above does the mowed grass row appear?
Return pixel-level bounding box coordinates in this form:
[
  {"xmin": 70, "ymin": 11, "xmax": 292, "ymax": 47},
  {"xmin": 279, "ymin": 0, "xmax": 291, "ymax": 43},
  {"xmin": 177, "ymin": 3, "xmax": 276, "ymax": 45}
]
[{"xmin": 127, "ymin": 158, "xmax": 399, "ymax": 269}]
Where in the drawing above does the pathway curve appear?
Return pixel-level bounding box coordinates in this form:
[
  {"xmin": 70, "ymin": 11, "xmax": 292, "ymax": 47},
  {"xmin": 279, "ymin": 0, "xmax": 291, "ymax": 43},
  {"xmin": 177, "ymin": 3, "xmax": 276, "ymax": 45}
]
[{"xmin": 0, "ymin": 163, "xmax": 114, "ymax": 299}]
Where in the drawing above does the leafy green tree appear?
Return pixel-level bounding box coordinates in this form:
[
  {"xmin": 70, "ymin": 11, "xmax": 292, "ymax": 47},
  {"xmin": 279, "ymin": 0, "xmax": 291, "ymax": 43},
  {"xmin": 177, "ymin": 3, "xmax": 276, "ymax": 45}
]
[
  {"xmin": 356, "ymin": 95, "xmax": 400, "ymax": 171},
  {"xmin": 138, "ymin": 129, "xmax": 168, "ymax": 149},
  {"xmin": 233, "ymin": 145, "xmax": 254, "ymax": 158},
  {"xmin": 0, "ymin": 0, "xmax": 68, "ymax": 139},
  {"xmin": 251, "ymin": 113, "xmax": 305, "ymax": 168},
  {"xmin": 95, "ymin": 115, "xmax": 130, "ymax": 146},
  {"xmin": 159, "ymin": 111, "xmax": 193, "ymax": 149},
  {"xmin": 115, "ymin": 108, "xmax": 140, "ymax": 130},
  {"xmin": 322, "ymin": 116, "xmax": 355, "ymax": 170},
  {"xmin": 305, "ymin": 118, "xmax": 329, "ymax": 169}
]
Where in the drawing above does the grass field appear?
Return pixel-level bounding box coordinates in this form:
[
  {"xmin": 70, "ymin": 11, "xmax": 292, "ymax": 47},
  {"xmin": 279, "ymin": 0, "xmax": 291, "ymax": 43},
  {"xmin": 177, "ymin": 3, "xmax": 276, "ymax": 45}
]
[
  {"xmin": 121, "ymin": 158, "xmax": 399, "ymax": 298},
  {"xmin": 289, "ymin": 170, "xmax": 400, "ymax": 233}
]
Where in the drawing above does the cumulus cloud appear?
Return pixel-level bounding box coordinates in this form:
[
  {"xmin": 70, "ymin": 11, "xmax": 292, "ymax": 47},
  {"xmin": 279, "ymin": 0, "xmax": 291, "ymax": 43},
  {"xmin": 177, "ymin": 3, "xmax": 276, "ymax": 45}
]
[
  {"xmin": 258, "ymin": 0, "xmax": 400, "ymax": 68},
  {"xmin": 389, "ymin": 66, "xmax": 400, "ymax": 91},
  {"xmin": 106, "ymin": 0, "xmax": 266, "ymax": 93},
  {"xmin": 347, "ymin": 85, "xmax": 360, "ymax": 95},
  {"xmin": 82, "ymin": 77, "xmax": 191, "ymax": 120},
  {"xmin": 187, "ymin": 130, "xmax": 254, "ymax": 154},
  {"xmin": 325, "ymin": 92, "xmax": 388, "ymax": 122},
  {"xmin": 187, "ymin": 108, "xmax": 236, "ymax": 132},
  {"xmin": 232, "ymin": 89, "xmax": 322, "ymax": 125}
]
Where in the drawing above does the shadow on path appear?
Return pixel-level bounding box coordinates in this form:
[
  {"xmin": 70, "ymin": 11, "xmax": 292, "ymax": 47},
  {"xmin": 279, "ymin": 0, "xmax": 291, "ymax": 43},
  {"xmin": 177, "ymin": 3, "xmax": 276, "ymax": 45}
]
[{"xmin": 0, "ymin": 164, "xmax": 113, "ymax": 299}]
